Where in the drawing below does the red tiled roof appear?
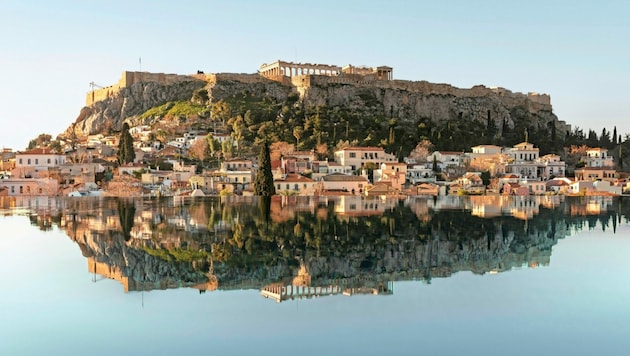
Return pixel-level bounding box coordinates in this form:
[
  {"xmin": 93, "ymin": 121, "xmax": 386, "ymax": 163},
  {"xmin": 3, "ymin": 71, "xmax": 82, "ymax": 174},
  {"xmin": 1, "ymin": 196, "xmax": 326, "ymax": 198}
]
[
  {"xmin": 322, "ymin": 173, "xmax": 367, "ymax": 182},
  {"xmin": 338, "ymin": 146, "xmax": 385, "ymax": 151},
  {"xmin": 274, "ymin": 174, "xmax": 314, "ymax": 183},
  {"xmin": 18, "ymin": 147, "xmax": 61, "ymax": 155}
]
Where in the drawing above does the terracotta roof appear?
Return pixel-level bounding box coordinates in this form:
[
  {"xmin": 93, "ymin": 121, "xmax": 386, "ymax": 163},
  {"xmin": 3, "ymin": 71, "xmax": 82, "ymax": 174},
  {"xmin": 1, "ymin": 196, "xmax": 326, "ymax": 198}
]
[
  {"xmin": 18, "ymin": 147, "xmax": 62, "ymax": 155},
  {"xmin": 546, "ymin": 180, "xmax": 569, "ymax": 187},
  {"xmin": 274, "ymin": 174, "xmax": 314, "ymax": 183},
  {"xmin": 322, "ymin": 173, "xmax": 367, "ymax": 182},
  {"xmin": 575, "ymin": 167, "xmax": 616, "ymax": 171},
  {"xmin": 337, "ymin": 146, "xmax": 385, "ymax": 152},
  {"xmin": 435, "ymin": 151, "xmax": 462, "ymax": 155}
]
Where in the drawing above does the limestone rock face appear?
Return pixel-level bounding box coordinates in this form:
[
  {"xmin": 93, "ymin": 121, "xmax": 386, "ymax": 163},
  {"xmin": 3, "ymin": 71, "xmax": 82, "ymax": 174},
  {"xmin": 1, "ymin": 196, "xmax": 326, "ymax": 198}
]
[
  {"xmin": 298, "ymin": 80, "xmax": 567, "ymax": 134},
  {"xmin": 67, "ymin": 79, "xmax": 205, "ymax": 138},
  {"xmin": 66, "ymin": 71, "xmax": 569, "ymax": 139}
]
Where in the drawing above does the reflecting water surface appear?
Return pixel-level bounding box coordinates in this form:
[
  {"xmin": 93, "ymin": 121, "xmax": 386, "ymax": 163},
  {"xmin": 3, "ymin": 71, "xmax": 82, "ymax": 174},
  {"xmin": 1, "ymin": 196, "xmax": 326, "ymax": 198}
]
[{"xmin": 1, "ymin": 195, "xmax": 629, "ymax": 355}]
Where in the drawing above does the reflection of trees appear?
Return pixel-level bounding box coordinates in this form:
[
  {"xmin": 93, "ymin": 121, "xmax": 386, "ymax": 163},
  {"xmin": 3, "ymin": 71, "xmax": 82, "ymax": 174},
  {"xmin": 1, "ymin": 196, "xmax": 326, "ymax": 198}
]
[
  {"xmin": 117, "ymin": 200, "xmax": 136, "ymax": 241},
  {"xmin": 7, "ymin": 196, "xmax": 628, "ymax": 293}
]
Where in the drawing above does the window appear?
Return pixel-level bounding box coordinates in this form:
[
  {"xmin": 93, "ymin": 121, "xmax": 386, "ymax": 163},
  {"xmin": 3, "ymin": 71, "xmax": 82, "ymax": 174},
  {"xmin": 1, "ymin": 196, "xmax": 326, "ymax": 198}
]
[
  {"xmin": 19, "ymin": 159, "xmax": 22, "ymax": 164},
  {"xmin": 349, "ymin": 152, "xmax": 356, "ymax": 158},
  {"xmin": 294, "ymin": 184, "xmax": 299, "ymax": 190},
  {"xmin": 35, "ymin": 159, "xmax": 39, "ymax": 164},
  {"xmin": 47, "ymin": 158, "xmax": 51, "ymax": 164},
  {"xmin": 277, "ymin": 184, "xmax": 281, "ymax": 190},
  {"xmin": 285, "ymin": 184, "xmax": 289, "ymax": 190},
  {"xmin": 27, "ymin": 159, "xmax": 31, "ymax": 164}
]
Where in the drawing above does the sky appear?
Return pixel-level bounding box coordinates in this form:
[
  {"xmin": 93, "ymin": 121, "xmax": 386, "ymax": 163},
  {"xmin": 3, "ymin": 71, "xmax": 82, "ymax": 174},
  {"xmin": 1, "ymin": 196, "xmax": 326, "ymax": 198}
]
[{"xmin": 1, "ymin": 0, "xmax": 629, "ymax": 150}]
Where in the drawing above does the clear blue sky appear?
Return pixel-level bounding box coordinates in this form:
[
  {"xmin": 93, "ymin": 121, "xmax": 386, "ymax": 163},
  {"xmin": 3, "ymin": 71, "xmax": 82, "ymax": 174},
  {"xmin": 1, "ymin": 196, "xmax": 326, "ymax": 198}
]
[{"xmin": 1, "ymin": 0, "xmax": 628, "ymax": 150}]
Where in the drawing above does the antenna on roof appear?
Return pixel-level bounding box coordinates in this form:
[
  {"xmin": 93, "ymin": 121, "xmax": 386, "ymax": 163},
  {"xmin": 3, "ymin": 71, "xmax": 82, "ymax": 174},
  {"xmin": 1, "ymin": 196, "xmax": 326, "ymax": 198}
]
[{"xmin": 139, "ymin": 56, "xmax": 142, "ymax": 72}]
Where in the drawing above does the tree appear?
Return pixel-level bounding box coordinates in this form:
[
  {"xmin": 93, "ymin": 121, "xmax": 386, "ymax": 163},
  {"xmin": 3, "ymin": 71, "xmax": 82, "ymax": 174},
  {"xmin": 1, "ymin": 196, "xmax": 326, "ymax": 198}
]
[
  {"xmin": 253, "ymin": 140, "xmax": 276, "ymax": 196},
  {"xmin": 408, "ymin": 139, "xmax": 433, "ymax": 163},
  {"xmin": 189, "ymin": 138, "xmax": 209, "ymax": 164},
  {"xmin": 221, "ymin": 139, "xmax": 234, "ymax": 160},
  {"xmin": 231, "ymin": 115, "xmax": 245, "ymax": 155},
  {"xmin": 192, "ymin": 89, "xmax": 209, "ymax": 104},
  {"xmin": 600, "ymin": 128, "xmax": 611, "ymax": 148},
  {"xmin": 316, "ymin": 143, "xmax": 328, "ymax": 160},
  {"xmin": 27, "ymin": 133, "xmax": 52, "ymax": 150},
  {"xmin": 211, "ymin": 101, "xmax": 231, "ymax": 125},
  {"xmin": 269, "ymin": 141, "xmax": 295, "ymax": 161},
  {"xmin": 432, "ymin": 155, "xmax": 440, "ymax": 173},
  {"xmin": 207, "ymin": 136, "xmax": 221, "ymax": 164},
  {"xmin": 117, "ymin": 122, "xmax": 135, "ymax": 165},
  {"xmin": 480, "ymin": 171, "xmax": 491, "ymax": 186},
  {"xmin": 486, "ymin": 111, "xmax": 497, "ymax": 143},
  {"xmin": 293, "ymin": 126, "xmax": 304, "ymax": 147}
]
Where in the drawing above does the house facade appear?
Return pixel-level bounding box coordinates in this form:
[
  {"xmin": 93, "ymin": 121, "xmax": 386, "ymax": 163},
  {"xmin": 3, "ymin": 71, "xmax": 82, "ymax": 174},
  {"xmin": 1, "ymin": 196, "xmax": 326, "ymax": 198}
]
[
  {"xmin": 574, "ymin": 167, "xmax": 617, "ymax": 182},
  {"xmin": 274, "ymin": 174, "xmax": 316, "ymax": 195},
  {"xmin": 334, "ymin": 147, "xmax": 397, "ymax": 171},
  {"xmin": 584, "ymin": 148, "xmax": 614, "ymax": 168},
  {"xmin": 320, "ymin": 173, "xmax": 369, "ymax": 193},
  {"xmin": 15, "ymin": 148, "xmax": 66, "ymax": 172}
]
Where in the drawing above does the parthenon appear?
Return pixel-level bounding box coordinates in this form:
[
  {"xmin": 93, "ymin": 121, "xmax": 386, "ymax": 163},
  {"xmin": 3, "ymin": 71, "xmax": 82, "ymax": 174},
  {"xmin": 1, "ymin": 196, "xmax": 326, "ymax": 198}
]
[{"xmin": 259, "ymin": 60, "xmax": 393, "ymax": 81}]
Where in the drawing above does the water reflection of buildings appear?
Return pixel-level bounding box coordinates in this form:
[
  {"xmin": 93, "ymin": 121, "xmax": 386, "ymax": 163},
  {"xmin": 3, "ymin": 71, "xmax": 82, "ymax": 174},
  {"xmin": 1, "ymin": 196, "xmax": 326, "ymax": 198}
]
[
  {"xmin": 405, "ymin": 195, "xmax": 567, "ymax": 220},
  {"xmin": 332, "ymin": 195, "xmax": 400, "ymax": 217},
  {"xmin": 261, "ymin": 264, "xmax": 393, "ymax": 303},
  {"xmin": 569, "ymin": 196, "xmax": 614, "ymax": 216},
  {"xmin": 2, "ymin": 195, "xmax": 625, "ymax": 296}
]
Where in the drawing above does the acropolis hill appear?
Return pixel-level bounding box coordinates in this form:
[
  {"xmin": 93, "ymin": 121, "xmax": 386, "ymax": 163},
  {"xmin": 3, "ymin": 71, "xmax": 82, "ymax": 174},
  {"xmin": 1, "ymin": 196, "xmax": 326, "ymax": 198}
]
[{"xmin": 70, "ymin": 59, "xmax": 568, "ymax": 138}]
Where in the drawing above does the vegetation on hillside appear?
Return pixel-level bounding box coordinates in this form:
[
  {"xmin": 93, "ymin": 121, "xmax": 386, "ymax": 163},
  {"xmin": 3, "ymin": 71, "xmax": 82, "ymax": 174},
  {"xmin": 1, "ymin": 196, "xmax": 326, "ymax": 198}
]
[{"xmin": 140, "ymin": 101, "xmax": 208, "ymax": 120}]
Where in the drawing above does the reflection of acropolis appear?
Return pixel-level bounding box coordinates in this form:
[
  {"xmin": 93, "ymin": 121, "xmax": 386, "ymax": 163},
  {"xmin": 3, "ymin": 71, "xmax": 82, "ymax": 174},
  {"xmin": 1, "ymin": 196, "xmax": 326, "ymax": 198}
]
[{"xmin": 260, "ymin": 264, "xmax": 393, "ymax": 303}]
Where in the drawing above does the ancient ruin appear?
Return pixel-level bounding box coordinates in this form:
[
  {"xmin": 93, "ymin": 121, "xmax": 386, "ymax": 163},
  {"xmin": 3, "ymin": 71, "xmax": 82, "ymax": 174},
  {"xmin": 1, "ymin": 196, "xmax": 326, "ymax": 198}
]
[{"xmin": 259, "ymin": 60, "xmax": 393, "ymax": 81}]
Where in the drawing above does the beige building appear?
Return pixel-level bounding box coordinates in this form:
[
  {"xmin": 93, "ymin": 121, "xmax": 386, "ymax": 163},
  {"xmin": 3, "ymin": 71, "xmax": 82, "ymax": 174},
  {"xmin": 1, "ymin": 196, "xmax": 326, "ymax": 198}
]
[
  {"xmin": 334, "ymin": 147, "xmax": 397, "ymax": 171},
  {"xmin": 320, "ymin": 173, "xmax": 369, "ymax": 193},
  {"xmin": 374, "ymin": 162, "xmax": 407, "ymax": 190},
  {"xmin": 537, "ymin": 154, "xmax": 566, "ymax": 180},
  {"xmin": 574, "ymin": 167, "xmax": 617, "ymax": 182},
  {"xmin": 274, "ymin": 174, "xmax": 316, "ymax": 195},
  {"xmin": 14, "ymin": 147, "xmax": 66, "ymax": 178},
  {"xmin": 0, "ymin": 177, "xmax": 59, "ymax": 196}
]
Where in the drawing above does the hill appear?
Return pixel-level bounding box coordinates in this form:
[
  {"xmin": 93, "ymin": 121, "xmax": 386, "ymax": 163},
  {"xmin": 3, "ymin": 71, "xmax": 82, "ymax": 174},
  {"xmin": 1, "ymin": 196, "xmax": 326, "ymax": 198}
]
[{"xmin": 64, "ymin": 64, "xmax": 571, "ymax": 157}]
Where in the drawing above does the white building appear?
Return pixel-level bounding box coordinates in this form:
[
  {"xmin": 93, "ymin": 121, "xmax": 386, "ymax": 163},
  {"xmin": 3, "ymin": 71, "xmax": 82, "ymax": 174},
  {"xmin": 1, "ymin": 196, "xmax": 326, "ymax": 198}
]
[
  {"xmin": 584, "ymin": 148, "xmax": 614, "ymax": 168},
  {"xmin": 505, "ymin": 142, "xmax": 540, "ymax": 180},
  {"xmin": 15, "ymin": 148, "xmax": 66, "ymax": 169}
]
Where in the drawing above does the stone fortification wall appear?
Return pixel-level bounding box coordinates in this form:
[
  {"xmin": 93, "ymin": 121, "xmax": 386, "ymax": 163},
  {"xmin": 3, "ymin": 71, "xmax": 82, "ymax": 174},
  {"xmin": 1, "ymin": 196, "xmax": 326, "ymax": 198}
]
[
  {"xmin": 86, "ymin": 71, "xmax": 197, "ymax": 106},
  {"xmin": 204, "ymin": 73, "xmax": 274, "ymax": 85},
  {"xmin": 304, "ymin": 75, "xmax": 553, "ymax": 113}
]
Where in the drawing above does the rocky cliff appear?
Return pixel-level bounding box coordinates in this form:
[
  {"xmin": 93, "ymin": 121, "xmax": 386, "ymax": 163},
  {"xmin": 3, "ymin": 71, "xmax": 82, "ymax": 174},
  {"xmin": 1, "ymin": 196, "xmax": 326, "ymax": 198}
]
[
  {"xmin": 65, "ymin": 71, "xmax": 569, "ymax": 140},
  {"xmin": 67, "ymin": 77, "xmax": 206, "ymax": 138}
]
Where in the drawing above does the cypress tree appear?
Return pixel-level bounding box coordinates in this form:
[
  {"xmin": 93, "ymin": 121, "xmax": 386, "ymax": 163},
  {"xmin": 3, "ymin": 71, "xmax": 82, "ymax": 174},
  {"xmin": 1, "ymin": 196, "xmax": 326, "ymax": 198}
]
[
  {"xmin": 253, "ymin": 140, "xmax": 275, "ymax": 196},
  {"xmin": 117, "ymin": 122, "xmax": 135, "ymax": 165}
]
